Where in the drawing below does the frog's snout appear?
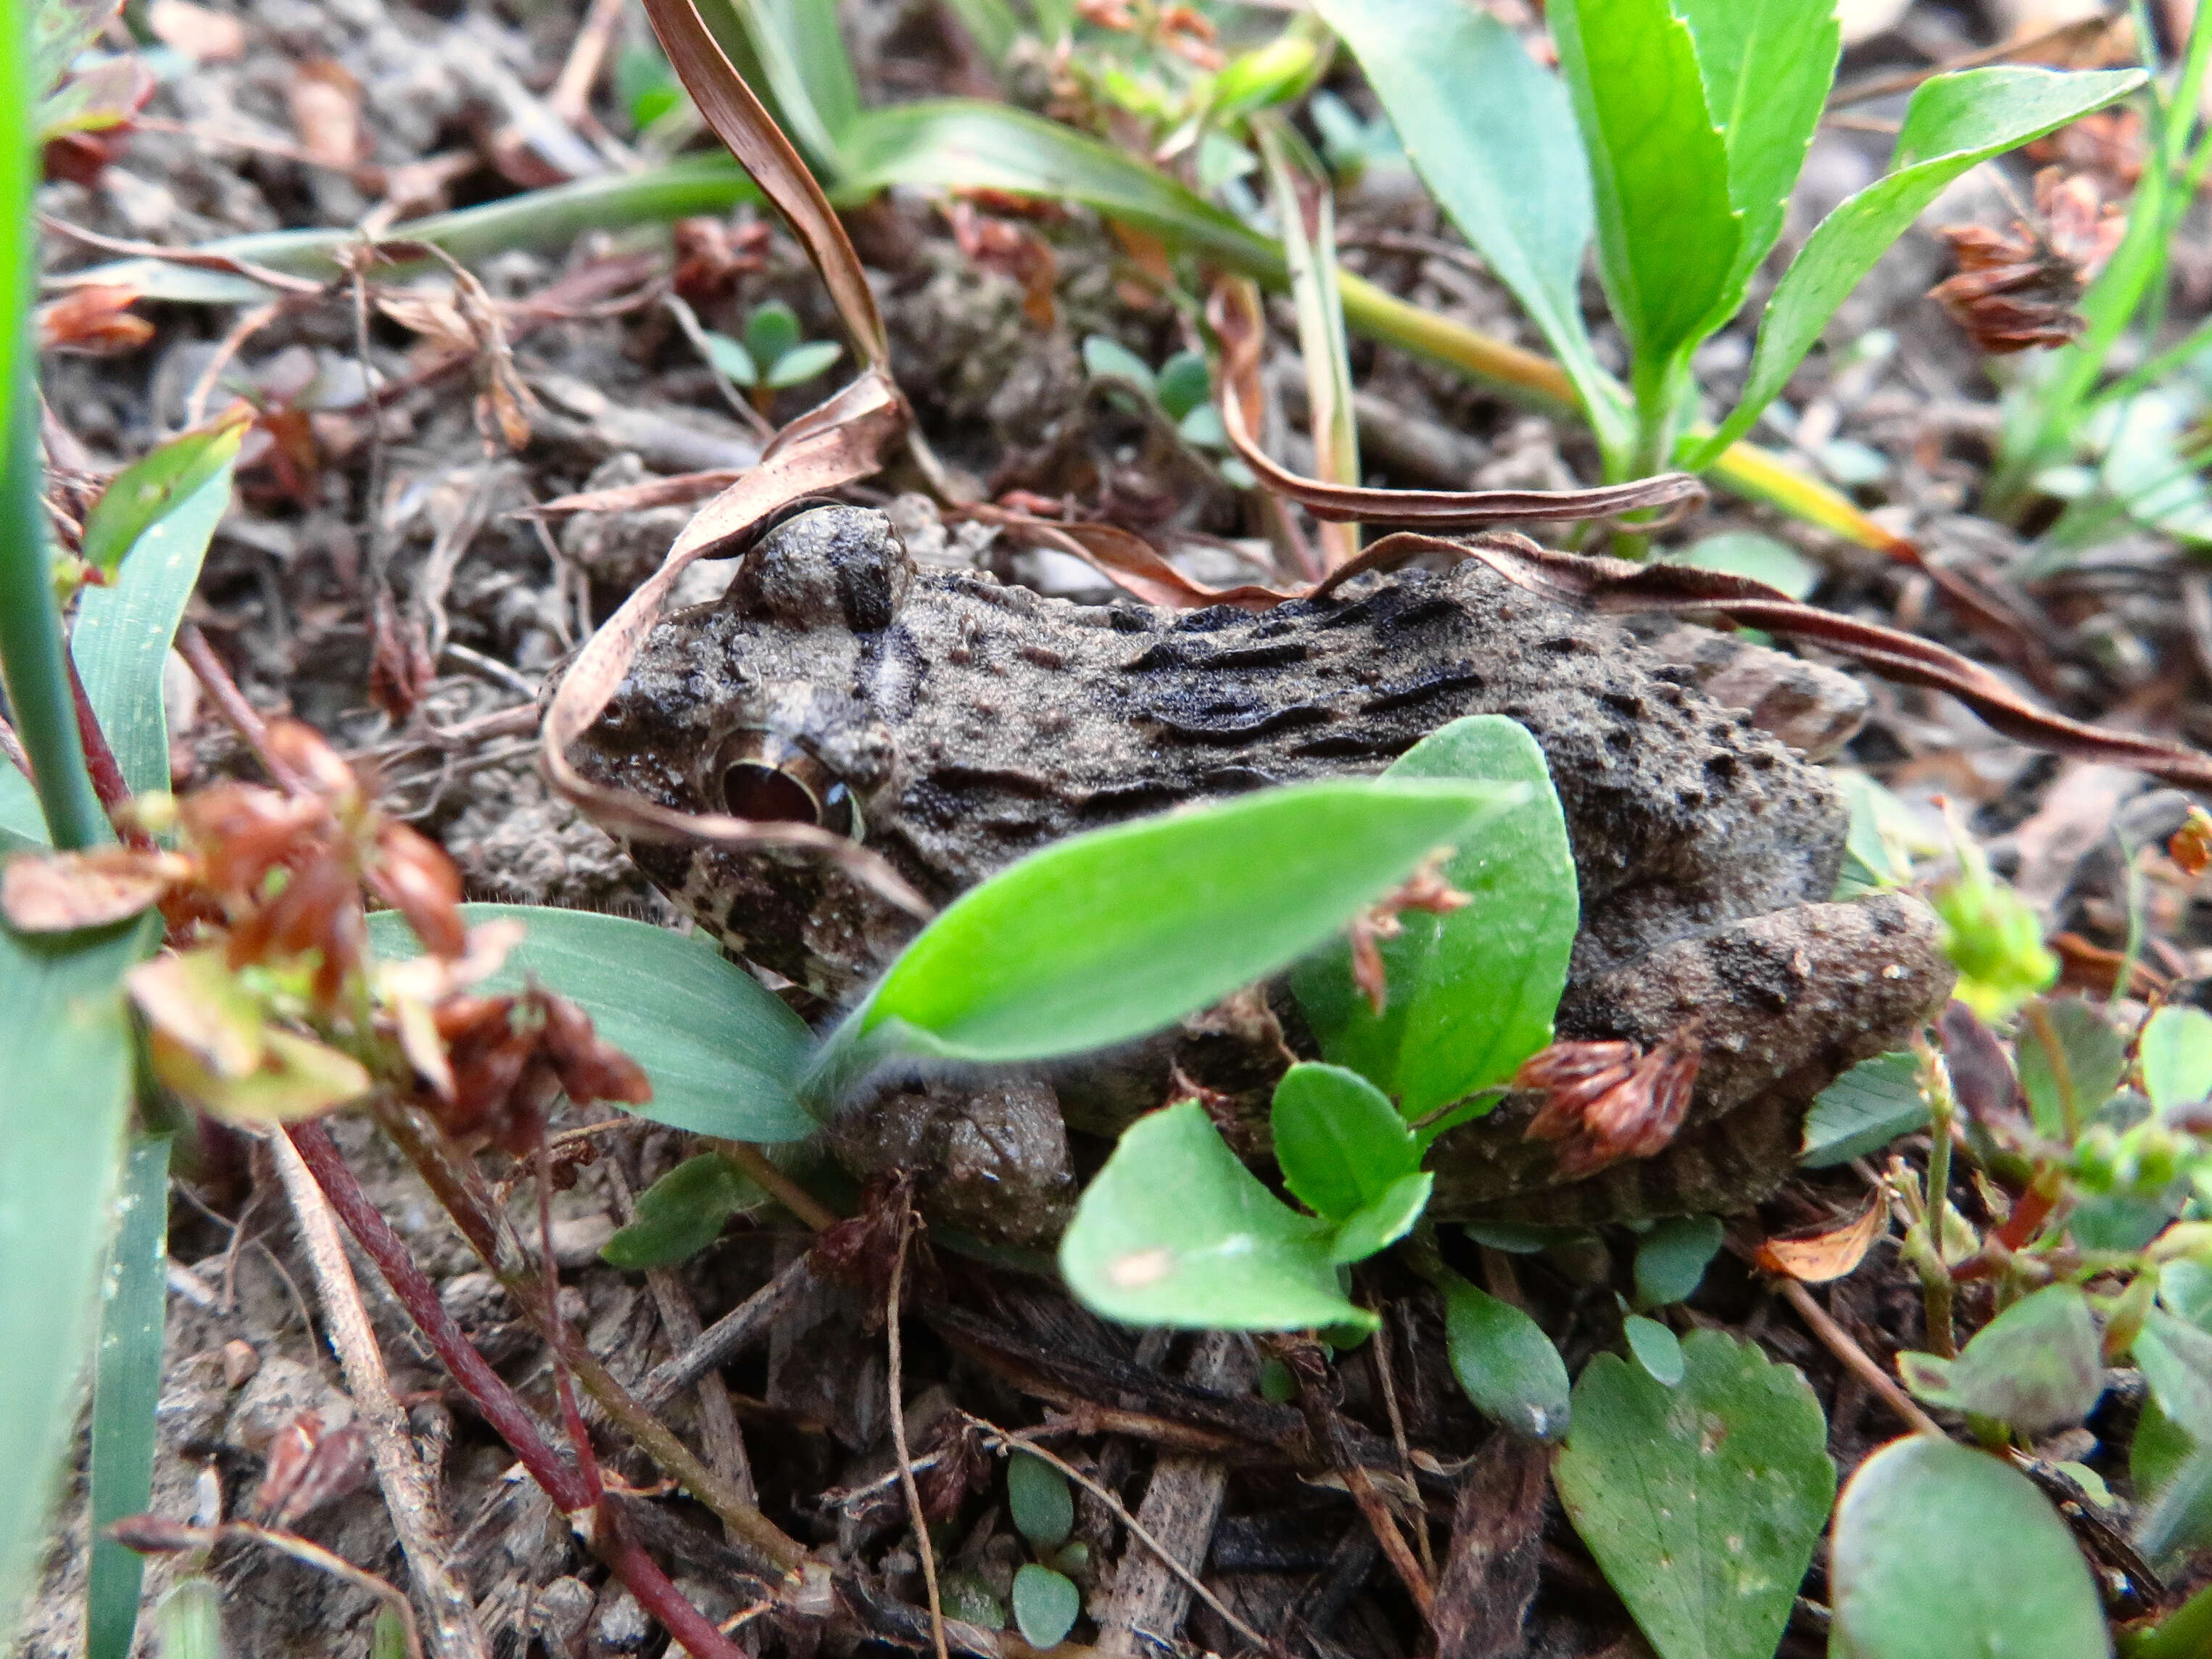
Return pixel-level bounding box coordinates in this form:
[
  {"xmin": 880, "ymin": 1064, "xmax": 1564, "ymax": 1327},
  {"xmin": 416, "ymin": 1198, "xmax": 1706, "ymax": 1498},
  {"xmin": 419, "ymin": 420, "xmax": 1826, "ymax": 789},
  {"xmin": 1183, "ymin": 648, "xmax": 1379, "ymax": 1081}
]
[{"xmin": 729, "ymin": 504, "xmax": 914, "ymax": 634}]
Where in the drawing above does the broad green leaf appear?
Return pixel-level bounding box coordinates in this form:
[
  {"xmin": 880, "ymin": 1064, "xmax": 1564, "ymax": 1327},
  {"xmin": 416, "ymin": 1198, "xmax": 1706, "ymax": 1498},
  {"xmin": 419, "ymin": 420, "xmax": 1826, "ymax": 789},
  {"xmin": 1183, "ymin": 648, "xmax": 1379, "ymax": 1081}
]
[
  {"xmin": 1897, "ymin": 1283, "xmax": 2103, "ymax": 1436},
  {"xmin": 78, "ymin": 415, "xmax": 247, "ymax": 582},
  {"xmin": 746, "ymin": 300, "xmax": 803, "ymax": 367},
  {"xmin": 848, "ymin": 777, "xmax": 1520, "ymax": 1067},
  {"xmin": 2017, "ymin": 997, "xmax": 2127, "ymax": 1138},
  {"xmin": 2142, "ymin": 1005, "xmax": 2212, "ymax": 1118},
  {"xmin": 368, "ymin": 904, "xmax": 817, "ymax": 1142},
  {"xmin": 703, "ymin": 331, "xmax": 761, "ymax": 387},
  {"xmin": 2164, "ymin": 1259, "xmax": 2212, "ymax": 1329},
  {"xmin": 837, "ymin": 102, "xmax": 1280, "ymax": 276},
  {"xmin": 1007, "ymin": 1451, "xmax": 1074, "ymax": 1550},
  {"xmin": 1291, "ymin": 719, "xmax": 1575, "ymax": 1124},
  {"xmin": 1327, "ymin": 1171, "xmax": 1432, "ymax": 1265},
  {"xmin": 1556, "ymin": 1331, "xmax": 1834, "ymax": 1659},
  {"xmin": 1270, "ymin": 1062, "xmax": 1419, "ymax": 1222},
  {"xmin": 2135, "ymin": 1310, "xmax": 2212, "ymax": 1444},
  {"xmin": 88, "ymin": 1133, "xmax": 171, "ymax": 1659},
  {"xmin": 151, "ymin": 1579, "xmax": 225, "ymax": 1659},
  {"xmin": 1060, "ymin": 1101, "xmax": 1370, "ymax": 1331},
  {"xmin": 73, "ymin": 459, "xmax": 238, "ymax": 795},
  {"xmin": 1675, "ymin": 0, "xmax": 1839, "ymax": 311},
  {"xmin": 602, "ymin": 1153, "xmax": 762, "ymax": 1270},
  {"xmin": 1800, "ymin": 1051, "xmax": 1926, "ymax": 1167},
  {"xmin": 0, "ymin": 914, "xmax": 151, "ymax": 1644},
  {"xmin": 1549, "ymin": 0, "xmax": 1741, "ymax": 392},
  {"xmin": 764, "ymin": 339, "xmax": 843, "ymax": 389},
  {"xmin": 1462, "ymin": 1220, "xmax": 1596, "ymax": 1254},
  {"xmin": 1153, "ymin": 352, "xmax": 1211, "ymax": 421},
  {"xmin": 1311, "ymin": 0, "xmax": 1623, "ymax": 439},
  {"xmin": 1623, "ymin": 1315, "xmax": 1686, "ymax": 1385},
  {"xmin": 1665, "ymin": 531, "xmax": 1817, "ymax": 599},
  {"xmin": 1693, "ymin": 66, "xmax": 2147, "ymax": 467},
  {"xmin": 1632, "ymin": 1215, "xmax": 1723, "ymax": 1309},
  {"xmin": 1436, "ymin": 1268, "xmax": 1570, "ymax": 1440},
  {"xmin": 1011, "ymin": 1565, "xmax": 1080, "ymax": 1650},
  {"xmin": 1828, "ymin": 1436, "xmax": 2110, "ymax": 1659}
]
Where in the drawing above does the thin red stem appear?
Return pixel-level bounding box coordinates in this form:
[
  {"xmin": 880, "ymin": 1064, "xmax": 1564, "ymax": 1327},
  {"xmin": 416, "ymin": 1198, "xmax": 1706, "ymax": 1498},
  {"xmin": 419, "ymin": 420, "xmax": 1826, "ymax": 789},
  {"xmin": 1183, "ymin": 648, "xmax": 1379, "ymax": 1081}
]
[
  {"xmin": 175, "ymin": 621, "xmax": 307, "ymax": 793},
  {"xmin": 592, "ymin": 1521, "xmax": 750, "ymax": 1659},
  {"xmin": 65, "ymin": 652, "xmax": 150, "ymax": 845}
]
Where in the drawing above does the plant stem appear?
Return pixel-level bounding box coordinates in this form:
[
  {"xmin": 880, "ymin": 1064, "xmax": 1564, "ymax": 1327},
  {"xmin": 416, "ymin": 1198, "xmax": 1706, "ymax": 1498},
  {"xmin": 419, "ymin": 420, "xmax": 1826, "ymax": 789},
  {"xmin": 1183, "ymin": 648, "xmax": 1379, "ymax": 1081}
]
[
  {"xmin": 0, "ymin": 371, "xmax": 107, "ymax": 851},
  {"xmin": 1916, "ymin": 1041, "xmax": 1960, "ymax": 1358}
]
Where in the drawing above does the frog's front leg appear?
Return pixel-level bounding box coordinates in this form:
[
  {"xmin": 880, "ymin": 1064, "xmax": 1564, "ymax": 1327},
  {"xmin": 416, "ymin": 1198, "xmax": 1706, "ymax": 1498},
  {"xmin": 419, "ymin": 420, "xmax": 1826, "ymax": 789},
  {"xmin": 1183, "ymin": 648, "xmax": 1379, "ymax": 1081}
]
[
  {"xmin": 1427, "ymin": 891, "xmax": 1955, "ymax": 1223},
  {"xmin": 821, "ymin": 1075, "xmax": 1077, "ymax": 1249}
]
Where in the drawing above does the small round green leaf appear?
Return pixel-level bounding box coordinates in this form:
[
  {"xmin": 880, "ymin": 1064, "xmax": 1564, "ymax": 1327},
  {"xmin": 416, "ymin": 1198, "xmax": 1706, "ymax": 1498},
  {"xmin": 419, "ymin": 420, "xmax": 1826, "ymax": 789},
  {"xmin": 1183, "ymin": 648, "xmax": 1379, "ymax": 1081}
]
[
  {"xmin": 765, "ymin": 339, "xmax": 844, "ymax": 389},
  {"xmin": 1271, "ymin": 1062, "xmax": 1419, "ymax": 1222},
  {"xmin": 1153, "ymin": 349, "xmax": 1212, "ymax": 420},
  {"xmin": 702, "ymin": 330, "xmax": 760, "ymax": 387},
  {"xmin": 1011, "ymin": 1564, "xmax": 1080, "ymax": 1650},
  {"xmin": 1631, "ymin": 1215, "xmax": 1723, "ymax": 1309},
  {"xmin": 1828, "ymin": 1436, "xmax": 2110, "ymax": 1659},
  {"xmin": 1623, "ymin": 1315, "xmax": 1684, "ymax": 1386},
  {"xmin": 1900, "ymin": 1284, "xmax": 2103, "ymax": 1436},
  {"xmin": 1080, "ymin": 334, "xmax": 1156, "ymax": 396},
  {"xmin": 1060, "ymin": 1102, "xmax": 1372, "ymax": 1331},
  {"xmin": 1437, "ymin": 1269, "xmax": 1570, "ymax": 1440},
  {"xmin": 2141, "ymin": 1004, "xmax": 2212, "ymax": 1118},
  {"xmin": 1006, "ymin": 1451, "xmax": 1074, "ymax": 1550},
  {"xmin": 745, "ymin": 300, "xmax": 802, "ymax": 367},
  {"xmin": 1327, "ymin": 1171, "xmax": 1433, "ymax": 1265},
  {"xmin": 1801, "ymin": 1051, "xmax": 1926, "ymax": 1167}
]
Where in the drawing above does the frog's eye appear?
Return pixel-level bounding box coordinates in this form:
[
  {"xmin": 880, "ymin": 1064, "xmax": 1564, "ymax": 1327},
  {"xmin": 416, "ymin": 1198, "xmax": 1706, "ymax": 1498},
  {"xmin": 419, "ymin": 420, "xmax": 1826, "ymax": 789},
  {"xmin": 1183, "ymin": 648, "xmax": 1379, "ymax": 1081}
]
[{"xmin": 709, "ymin": 730, "xmax": 863, "ymax": 839}]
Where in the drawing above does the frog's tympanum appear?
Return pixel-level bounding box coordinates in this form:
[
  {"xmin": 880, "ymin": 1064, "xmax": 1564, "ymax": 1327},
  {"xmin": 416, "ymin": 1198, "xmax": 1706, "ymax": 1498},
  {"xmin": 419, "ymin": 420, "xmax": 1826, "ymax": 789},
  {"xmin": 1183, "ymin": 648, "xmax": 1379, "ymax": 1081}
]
[{"xmin": 570, "ymin": 507, "xmax": 1952, "ymax": 1239}]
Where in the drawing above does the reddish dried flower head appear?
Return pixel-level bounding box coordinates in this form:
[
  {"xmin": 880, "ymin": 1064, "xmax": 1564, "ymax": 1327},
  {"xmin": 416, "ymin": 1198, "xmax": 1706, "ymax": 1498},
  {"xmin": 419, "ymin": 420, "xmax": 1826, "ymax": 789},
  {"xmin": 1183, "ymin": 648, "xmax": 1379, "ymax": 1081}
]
[
  {"xmin": 1931, "ymin": 170, "xmax": 2124, "ymax": 355},
  {"xmin": 2171, "ymin": 806, "xmax": 2212, "ymax": 878},
  {"xmin": 418, "ymin": 989, "xmax": 650, "ymax": 1155},
  {"xmin": 370, "ymin": 821, "xmax": 467, "ymax": 959},
  {"xmin": 671, "ymin": 216, "xmax": 770, "ymax": 307},
  {"xmin": 1517, "ymin": 1025, "xmax": 1702, "ymax": 1180}
]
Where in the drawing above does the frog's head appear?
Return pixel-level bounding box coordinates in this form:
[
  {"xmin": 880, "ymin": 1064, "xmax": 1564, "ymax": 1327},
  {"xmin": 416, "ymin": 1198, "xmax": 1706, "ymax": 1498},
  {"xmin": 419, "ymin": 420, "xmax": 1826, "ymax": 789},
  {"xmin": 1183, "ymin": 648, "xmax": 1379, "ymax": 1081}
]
[{"xmin": 567, "ymin": 505, "xmax": 923, "ymax": 992}]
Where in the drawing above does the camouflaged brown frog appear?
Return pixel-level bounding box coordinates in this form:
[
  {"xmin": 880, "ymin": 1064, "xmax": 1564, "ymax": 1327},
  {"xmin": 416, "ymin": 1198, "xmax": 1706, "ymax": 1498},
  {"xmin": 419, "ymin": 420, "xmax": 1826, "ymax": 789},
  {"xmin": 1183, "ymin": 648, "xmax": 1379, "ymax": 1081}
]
[{"xmin": 567, "ymin": 505, "xmax": 1952, "ymax": 1241}]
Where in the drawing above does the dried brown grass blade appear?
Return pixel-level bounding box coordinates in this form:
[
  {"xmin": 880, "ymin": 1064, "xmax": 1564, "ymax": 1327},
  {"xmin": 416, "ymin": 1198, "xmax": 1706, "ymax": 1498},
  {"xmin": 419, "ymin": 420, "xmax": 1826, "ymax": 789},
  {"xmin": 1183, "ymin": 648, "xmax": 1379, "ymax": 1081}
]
[
  {"xmin": 964, "ymin": 505, "xmax": 1299, "ymax": 611},
  {"xmin": 539, "ymin": 372, "xmax": 929, "ymax": 916},
  {"xmin": 519, "ymin": 469, "xmax": 745, "ymax": 520},
  {"xmin": 1210, "ymin": 280, "xmax": 1704, "ymax": 529},
  {"xmin": 1333, "ymin": 531, "xmax": 2212, "ymax": 792},
  {"xmin": 637, "ymin": 0, "xmax": 890, "ymax": 372}
]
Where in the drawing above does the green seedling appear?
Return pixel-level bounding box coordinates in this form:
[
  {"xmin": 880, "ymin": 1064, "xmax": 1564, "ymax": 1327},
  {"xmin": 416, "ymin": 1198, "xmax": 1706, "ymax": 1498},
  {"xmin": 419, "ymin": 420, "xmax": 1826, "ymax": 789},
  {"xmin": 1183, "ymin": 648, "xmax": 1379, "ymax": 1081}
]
[
  {"xmin": 1081, "ymin": 334, "xmax": 1256, "ymax": 488},
  {"xmin": 703, "ymin": 300, "xmax": 846, "ymax": 410}
]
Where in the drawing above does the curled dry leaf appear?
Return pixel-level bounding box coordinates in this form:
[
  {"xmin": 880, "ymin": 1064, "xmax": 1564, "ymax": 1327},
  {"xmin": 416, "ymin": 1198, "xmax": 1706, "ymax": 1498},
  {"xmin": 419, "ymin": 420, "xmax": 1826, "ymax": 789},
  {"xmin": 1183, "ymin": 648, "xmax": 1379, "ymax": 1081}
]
[
  {"xmin": 1, "ymin": 846, "xmax": 191, "ymax": 932},
  {"xmin": 1517, "ymin": 1024, "xmax": 1704, "ymax": 1180},
  {"xmin": 672, "ymin": 215, "xmax": 769, "ymax": 307},
  {"xmin": 1347, "ymin": 854, "xmax": 1470, "ymax": 1016},
  {"xmin": 252, "ymin": 1408, "xmax": 371, "ymax": 1526},
  {"xmin": 36, "ymin": 283, "xmax": 152, "ymax": 352},
  {"xmin": 1755, "ymin": 1189, "xmax": 1890, "ymax": 1283},
  {"xmin": 2170, "ymin": 806, "xmax": 2212, "ymax": 877}
]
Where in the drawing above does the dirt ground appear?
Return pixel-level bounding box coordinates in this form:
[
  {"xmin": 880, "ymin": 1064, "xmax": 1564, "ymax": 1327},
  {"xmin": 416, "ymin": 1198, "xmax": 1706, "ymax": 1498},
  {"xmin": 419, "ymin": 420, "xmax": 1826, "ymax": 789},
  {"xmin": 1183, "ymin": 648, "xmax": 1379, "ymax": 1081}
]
[{"xmin": 20, "ymin": 0, "xmax": 2212, "ymax": 1654}]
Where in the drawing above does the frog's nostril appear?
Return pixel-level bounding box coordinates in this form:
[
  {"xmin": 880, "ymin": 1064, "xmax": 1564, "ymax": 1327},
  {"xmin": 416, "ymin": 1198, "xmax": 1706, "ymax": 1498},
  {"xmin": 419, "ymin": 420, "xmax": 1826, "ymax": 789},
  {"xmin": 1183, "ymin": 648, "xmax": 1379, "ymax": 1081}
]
[{"xmin": 722, "ymin": 762, "xmax": 821, "ymax": 824}]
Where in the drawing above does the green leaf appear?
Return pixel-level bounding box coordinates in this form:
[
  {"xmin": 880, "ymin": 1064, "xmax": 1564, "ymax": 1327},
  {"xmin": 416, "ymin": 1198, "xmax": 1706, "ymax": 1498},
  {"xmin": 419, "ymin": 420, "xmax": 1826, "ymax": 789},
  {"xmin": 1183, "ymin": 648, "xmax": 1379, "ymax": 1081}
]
[
  {"xmin": 368, "ymin": 904, "xmax": 816, "ymax": 1142},
  {"xmin": 0, "ymin": 914, "xmax": 152, "ymax": 1644},
  {"xmin": 1270, "ymin": 1063, "xmax": 1420, "ymax": 1222},
  {"xmin": 1436, "ymin": 1268, "xmax": 1570, "ymax": 1440},
  {"xmin": 2142, "ymin": 1005, "xmax": 2212, "ymax": 1118},
  {"xmin": 1211, "ymin": 30, "xmax": 1325, "ymax": 124},
  {"xmin": 1007, "ymin": 1451, "xmax": 1074, "ymax": 1550},
  {"xmin": 1549, "ymin": 0, "xmax": 1741, "ymax": 392},
  {"xmin": 78, "ymin": 418, "xmax": 246, "ymax": 583},
  {"xmin": 705, "ymin": 0, "xmax": 860, "ymax": 166},
  {"xmin": 1674, "ymin": 0, "xmax": 1839, "ymax": 311},
  {"xmin": 1011, "ymin": 1565, "xmax": 1080, "ymax": 1650},
  {"xmin": 30, "ymin": 0, "xmax": 120, "ymax": 106},
  {"xmin": 2165, "ymin": 1259, "xmax": 2212, "ymax": 1329},
  {"xmin": 73, "ymin": 458, "xmax": 237, "ymax": 795},
  {"xmin": 370, "ymin": 1607, "xmax": 409, "ymax": 1659},
  {"xmin": 1828, "ymin": 1436, "xmax": 2110, "ymax": 1659},
  {"xmin": 703, "ymin": 330, "xmax": 761, "ymax": 387},
  {"xmin": 1291, "ymin": 718, "xmax": 1575, "ymax": 1125},
  {"xmin": 1153, "ymin": 351, "xmax": 1211, "ymax": 421},
  {"xmin": 1897, "ymin": 1284, "xmax": 2103, "ymax": 1436},
  {"xmin": 1665, "ymin": 531, "xmax": 1818, "ymax": 599},
  {"xmin": 1081, "ymin": 334, "xmax": 1156, "ymax": 397},
  {"xmin": 845, "ymin": 777, "xmax": 1520, "ymax": 1068},
  {"xmin": 151, "ymin": 1579, "xmax": 225, "ymax": 1659},
  {"xmin": 765, "ymin": 339, "xmax": 844, "ymax": 389},
  {"xmin": 1632, "ymin": 1215, "xmax": 1723, "ymax": 1310},
  {"xmin": 602, "ymin": 1153, "xmax": 761, "ymax": 1270},
  {"xmin": 1693, "ymin": 66, "xmax": 2147, "ymax": 467},
  {"xmin": 942, "ymin": 1572, "xmax": 1007, "ymax": 1632},
  {"xmin": 1800, "ymin": 1051, "xmax": 1927, "ymax": 1167},
  {"xmin": 1327, "ymin": 1171, "xmax": 1433, "ymax": 1265},
  {"xmin": 745, "ymin": 300, "xmax": 803, "ymax": 368},
  {"xmin": 2136, "ymin": 1310, "xmax": 2212, "ymax": 1444},
  {"xmin": 1060, "ymin": 1101, "xmax": 1371, "ymax": 1332},
  {"xmin": 1311, "ymin": 0, "xmax": 1622, "ymax": 440},
  {"xmin": 1556, "ymin": 1331, "xmax": 1834, "ymax": 1659},
  {"xmin": 1623, "ymin": 1314, "xmax": 1686, "ymax": 1385},
  {"xmin": 2018, "ymin": 997, "xmax": 2127, "ymax": 1138},
  {"xmin": 88, "ymin": 1133, "xmax": 171, "ymax": 1659}
]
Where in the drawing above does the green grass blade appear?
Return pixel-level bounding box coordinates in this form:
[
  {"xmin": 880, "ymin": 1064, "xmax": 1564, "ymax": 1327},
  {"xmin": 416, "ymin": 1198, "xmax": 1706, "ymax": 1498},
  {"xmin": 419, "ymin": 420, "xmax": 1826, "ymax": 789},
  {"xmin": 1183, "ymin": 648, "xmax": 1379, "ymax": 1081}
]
[
  {"xmin": 88, "ymin": 1133, "xmax": 173, "ymax": 1659},
  {"xmin": 0, "ymin": 913, "xmax": 154, "ymax": 1646}
]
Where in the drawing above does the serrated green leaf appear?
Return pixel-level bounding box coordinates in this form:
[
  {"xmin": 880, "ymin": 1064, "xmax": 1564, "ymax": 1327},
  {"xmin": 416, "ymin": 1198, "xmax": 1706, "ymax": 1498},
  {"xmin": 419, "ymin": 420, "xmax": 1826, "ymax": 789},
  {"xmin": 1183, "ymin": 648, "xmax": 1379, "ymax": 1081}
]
[
  {"xmin": 842, "ymin": 777, "xmax": 1520, "ymax": 1070},
  {"xmin": 1828, "ymin": 1436, "xmax": 2110, "ymax": 1659},
  {"xmin": 1291, "ymin": 718, "xmax": 1575, "ymax": 1125},
  {"xmin": 2142, "ymin": 1004, "xmax": 2212, "ymax": 1118},
  {"xmin": 1436, "ymin": 1268, "xmax": 1570, "ymax": 1440},
  {"xmin": 1694, "ymin": 66, "xmax": 2147, "ymax": 467},
  {"xmin": 1623, "ymin": 1314, "xmax": 1686, "ymax": 1385},
  {"xmin": 602, "ymin": 1153, "xmax": 759, "ymax": 1270},
  {"xmin": 765, "ymin": 339, "xmax": 843, "ymax": 389},
  {"xmin": 1011, "ymin": 1564, "xmax": 1080, "ymax": 1650},
  {"xmin": 1060, "ymin": 1101, "xmax": 1372, "ymax": 1331},
  {"xmin": 1801, "ymin": 1050, "xmax": 1926, "ymax": 1167},
  {"xmin": 1311, "ymin": 0, "xmax": 1621, "ymax": 439},
  {"xmin": 1900, "ymin": 1284, "xmax": 2104, "ymax": 1436},
  {"xmin": 1271, "ymin": 1062, "xmax": 1420, "ymax": 1222},
  {"xmin": 1007, "ymin": 1451, "xmax": 1074, "ymax": 1550},
  {"xmin": 368, "ymin": 904, "xmax": 816, "ymax": 1142},
  {"xmin": 1632, "ymin": 1215, "xmax": 1723, "ymax": 1309},
  {"xmin": 1556, "ymin": 1331, "xmax": 1834, "ymax": 1659},
  {"xmin": 88, "ymin": 1133, "xmax": 172, "ymax": 1659},
  {"xmin": 1549, "ymin": 0, "xmax": 1741, "ymax": 393}
]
